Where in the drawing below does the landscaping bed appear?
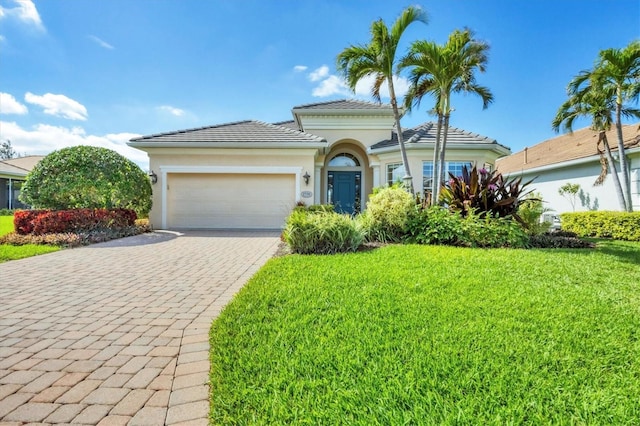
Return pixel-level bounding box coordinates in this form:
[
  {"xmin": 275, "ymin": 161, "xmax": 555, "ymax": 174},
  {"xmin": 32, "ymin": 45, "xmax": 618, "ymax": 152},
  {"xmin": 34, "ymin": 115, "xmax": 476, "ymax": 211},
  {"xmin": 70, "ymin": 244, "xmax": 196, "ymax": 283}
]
[
  {"xmin": 0, "ymin": 212, "xmax": 150, "ymax": 263},
  {"xmin": 210, "ymin": 241, "xmax": 640, "ymax": 424}
]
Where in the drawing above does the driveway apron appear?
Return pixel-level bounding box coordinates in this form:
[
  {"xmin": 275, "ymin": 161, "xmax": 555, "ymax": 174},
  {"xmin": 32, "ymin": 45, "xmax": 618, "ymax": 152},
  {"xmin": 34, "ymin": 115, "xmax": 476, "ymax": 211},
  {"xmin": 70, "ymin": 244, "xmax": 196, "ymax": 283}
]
[{"xmin": 0, "ymin": 230, "xmax": 281, "ymax": 425}]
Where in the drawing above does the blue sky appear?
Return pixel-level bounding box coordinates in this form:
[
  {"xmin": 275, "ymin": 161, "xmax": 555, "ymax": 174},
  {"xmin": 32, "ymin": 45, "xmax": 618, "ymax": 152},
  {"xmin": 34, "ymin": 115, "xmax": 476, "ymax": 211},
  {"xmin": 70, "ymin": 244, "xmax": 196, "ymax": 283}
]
[{"xmin": 1, "ymin": 0, "xmax": 638, "ymax": 169}]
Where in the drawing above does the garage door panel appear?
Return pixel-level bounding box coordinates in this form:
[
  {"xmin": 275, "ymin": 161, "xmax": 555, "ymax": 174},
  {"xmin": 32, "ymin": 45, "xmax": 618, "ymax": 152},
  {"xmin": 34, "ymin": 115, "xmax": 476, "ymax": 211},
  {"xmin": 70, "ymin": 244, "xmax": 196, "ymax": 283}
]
[{"xmin": 167, "ymin": 173, "xmax": 295, "ymax": 229}]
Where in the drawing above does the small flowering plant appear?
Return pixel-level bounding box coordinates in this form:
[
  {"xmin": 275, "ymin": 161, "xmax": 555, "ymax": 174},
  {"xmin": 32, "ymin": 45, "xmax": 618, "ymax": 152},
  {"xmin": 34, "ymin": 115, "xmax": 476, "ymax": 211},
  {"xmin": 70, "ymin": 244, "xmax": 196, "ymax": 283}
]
[{"xmin": 439, "ymin": 165, "xmax": 536, "ymax": 224}]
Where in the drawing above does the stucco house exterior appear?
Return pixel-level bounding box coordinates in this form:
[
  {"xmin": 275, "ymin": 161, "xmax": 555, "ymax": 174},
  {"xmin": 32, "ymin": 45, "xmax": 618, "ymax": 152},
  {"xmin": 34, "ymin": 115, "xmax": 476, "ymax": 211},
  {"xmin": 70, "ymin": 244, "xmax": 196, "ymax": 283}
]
[
  {"xmin": 496, "ymin": 124, "xmax": 640, "ymax": 214},
  {"xmin": 129, "ymin": 99, "xmax": 510, "ymax": 230},
  {"xmin": 0, "ymin": 156, "xmax": 44, "ymax": 210}
]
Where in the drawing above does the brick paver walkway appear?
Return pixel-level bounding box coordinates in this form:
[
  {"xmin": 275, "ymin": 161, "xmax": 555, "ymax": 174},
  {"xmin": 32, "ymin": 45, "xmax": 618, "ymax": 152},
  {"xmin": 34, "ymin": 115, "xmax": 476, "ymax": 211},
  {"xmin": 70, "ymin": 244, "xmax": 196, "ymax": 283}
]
[{"xmin": 0, "ymin": 230, "xmax": 281, "ymax": 425}]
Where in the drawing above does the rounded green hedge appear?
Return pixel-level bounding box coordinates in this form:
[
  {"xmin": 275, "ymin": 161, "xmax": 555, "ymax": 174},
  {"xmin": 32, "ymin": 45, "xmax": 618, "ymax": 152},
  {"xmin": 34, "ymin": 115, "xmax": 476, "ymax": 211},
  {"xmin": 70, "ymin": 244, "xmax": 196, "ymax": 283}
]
[{"xmin": 20, "ymin": 146, "xmax": 152, "ymax": 217}]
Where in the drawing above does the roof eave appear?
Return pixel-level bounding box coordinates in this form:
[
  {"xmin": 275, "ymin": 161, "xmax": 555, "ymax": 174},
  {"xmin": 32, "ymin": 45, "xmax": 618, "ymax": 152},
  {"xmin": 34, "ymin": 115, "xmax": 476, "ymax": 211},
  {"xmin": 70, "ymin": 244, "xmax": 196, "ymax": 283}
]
[
  {"xmin": 292, "ymin": 108, "xmax": 398, "ymax": 117},
  {"xmin": 127, "ymin": 141, "xmax": 328, "ymax": 149},
  {"xmin": 500, "ymin": 145, "xmax": 640, "ymax": 176},
  {"xmin": 368, "ymin": 142, "xmax": 510, "ymax": 155}
]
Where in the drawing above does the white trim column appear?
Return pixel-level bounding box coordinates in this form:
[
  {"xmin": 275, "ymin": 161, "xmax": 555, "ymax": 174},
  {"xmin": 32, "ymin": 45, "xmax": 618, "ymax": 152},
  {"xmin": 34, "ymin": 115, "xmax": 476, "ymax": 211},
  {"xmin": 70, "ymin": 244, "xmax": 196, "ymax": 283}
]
[
  {"xmin": 8, "ymin": 178, "xmax": 13, "ymax": 210},
  {"xmin": 314, "ymin": 163, "xmax": 323, "ymax": 205},
  {"xmin": 370, "ymin": 162, "xmax": 380, "ymax": 188}
]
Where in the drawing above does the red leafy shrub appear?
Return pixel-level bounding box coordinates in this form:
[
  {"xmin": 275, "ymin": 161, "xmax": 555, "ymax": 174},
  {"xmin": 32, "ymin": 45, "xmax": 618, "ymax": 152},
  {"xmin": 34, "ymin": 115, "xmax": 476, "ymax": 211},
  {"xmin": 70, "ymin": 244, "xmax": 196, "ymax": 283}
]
[{"xmin": 14, "ymin": 208, "xmax": 137, "ymax": 235}]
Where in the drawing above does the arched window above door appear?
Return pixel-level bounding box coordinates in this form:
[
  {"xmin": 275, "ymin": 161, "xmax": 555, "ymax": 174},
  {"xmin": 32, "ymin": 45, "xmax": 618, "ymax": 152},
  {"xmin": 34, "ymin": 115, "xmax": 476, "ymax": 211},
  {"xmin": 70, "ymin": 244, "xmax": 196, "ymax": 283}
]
[{"xmin": 329, "ymin": 153, "xmax": 360, "ymax": 167}]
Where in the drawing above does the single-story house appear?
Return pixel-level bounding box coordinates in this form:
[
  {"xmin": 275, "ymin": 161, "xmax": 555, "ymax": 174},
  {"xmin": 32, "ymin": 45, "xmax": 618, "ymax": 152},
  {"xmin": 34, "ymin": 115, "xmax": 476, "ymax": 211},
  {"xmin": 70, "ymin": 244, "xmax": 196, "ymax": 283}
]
[
  {"xmin": 496, "ymin": 124, "xmax": 640, "ymax": 213},
  {"xmin": 128, "ymin": 99, "xmax": 510, "ymax": 230},
  {"xmin": 0, "ymin": 156, "xmax": 44, "ymax": 210}
]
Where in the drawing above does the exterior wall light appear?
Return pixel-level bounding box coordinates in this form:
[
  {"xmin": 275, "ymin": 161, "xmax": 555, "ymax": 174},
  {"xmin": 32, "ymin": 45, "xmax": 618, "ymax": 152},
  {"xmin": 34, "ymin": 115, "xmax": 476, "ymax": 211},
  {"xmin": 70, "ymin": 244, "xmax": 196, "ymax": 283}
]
[
  {"xmin": 149, "ymin": 171, "xmax": 158, "ymax": 184},
  {"xmin": 303, "ymin": 171, "xmax": 311, "ymax": 185}
]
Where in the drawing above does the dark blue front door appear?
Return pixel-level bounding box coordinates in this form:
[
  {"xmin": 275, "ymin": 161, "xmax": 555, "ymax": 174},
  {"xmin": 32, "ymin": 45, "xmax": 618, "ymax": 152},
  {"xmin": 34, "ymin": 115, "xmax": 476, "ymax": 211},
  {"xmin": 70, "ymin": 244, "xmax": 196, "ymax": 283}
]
[{"xmin": 331, "ymin": 171, "xmax": 361, "ymax": 214}]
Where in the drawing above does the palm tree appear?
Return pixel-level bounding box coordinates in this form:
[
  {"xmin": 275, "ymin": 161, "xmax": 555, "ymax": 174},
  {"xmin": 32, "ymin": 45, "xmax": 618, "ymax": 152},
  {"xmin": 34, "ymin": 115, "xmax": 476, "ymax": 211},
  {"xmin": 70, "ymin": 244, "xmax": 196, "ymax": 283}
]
[
  {"xmin": 552, "ymin": 83, "xmax": 627, "ymax": 210},
  {"xmin": 565, "ymin": 40, "xmax": 640, "ymax": 211},
  {"xmin": 337, "ymin": 6, "xmax": 428, "ymax": 192},
  {"xmin": 596, "ymin": 41, "xmax": 640, "ymax": 211},
  {"xmin": 401, "ymin": 29, "xmax": 493, "ymax": 205}
]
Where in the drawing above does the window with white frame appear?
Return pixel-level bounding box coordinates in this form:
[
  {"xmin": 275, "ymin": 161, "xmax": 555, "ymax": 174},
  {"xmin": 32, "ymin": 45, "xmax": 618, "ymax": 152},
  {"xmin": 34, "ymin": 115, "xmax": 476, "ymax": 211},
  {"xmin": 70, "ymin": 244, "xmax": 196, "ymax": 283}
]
[
  {"xmin": 422, "ymin": 161, "xmax": 434, "ymax": 194},
  {"xmin": 422, "ymin": 161, "xmax": 473, "ymax": 194},
  {"xmin": 447, "ymin": 161, "xmax": 473, "ymax": 179},
  {"xmin": 387, "ymin": 163, "xmax": 405, "ymax": 186}
]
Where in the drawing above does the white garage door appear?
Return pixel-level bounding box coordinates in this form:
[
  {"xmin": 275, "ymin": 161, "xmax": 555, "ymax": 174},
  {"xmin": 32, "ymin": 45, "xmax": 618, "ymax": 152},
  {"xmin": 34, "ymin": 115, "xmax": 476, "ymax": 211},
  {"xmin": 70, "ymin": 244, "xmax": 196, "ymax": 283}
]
[{"xmin": 167, "ymin": 173, "xmax": 296, "ymax": 229}]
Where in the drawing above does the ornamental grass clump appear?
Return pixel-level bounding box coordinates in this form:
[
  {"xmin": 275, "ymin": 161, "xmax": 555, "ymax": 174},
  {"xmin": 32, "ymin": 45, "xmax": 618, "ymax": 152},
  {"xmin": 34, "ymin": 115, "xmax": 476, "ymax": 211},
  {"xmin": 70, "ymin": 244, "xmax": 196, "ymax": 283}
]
[{"xmin": 282, "ymin": 209, "xmax": 363, "ymax": 255}]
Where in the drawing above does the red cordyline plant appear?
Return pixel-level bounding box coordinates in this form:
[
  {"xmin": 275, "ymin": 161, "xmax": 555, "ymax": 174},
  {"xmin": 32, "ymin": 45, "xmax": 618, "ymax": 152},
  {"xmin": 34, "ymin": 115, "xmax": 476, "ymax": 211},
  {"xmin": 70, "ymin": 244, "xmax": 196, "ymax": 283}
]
[{"xmin": 439, "ymin": 165, "xmax": 536, "ymax": 224}]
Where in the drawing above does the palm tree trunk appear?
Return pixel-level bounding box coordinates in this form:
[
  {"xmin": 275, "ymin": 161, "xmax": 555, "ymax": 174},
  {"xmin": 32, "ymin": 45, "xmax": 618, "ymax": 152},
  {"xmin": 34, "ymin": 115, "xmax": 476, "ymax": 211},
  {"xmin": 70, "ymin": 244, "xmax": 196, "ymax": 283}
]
[
  {"xmin": 437, "ymin": 113, "xmax": 451, "ymax": 191},
  {"xmin": 600, "ymin": 131, "xmax": 627, "ymax": 211},
  {"xmin": 431, "ymin": 113, "xmax": 443, "ymax": 206},
  {"xmin": 388, "ymin": 80, "xmax": 413, "ymax": 192},
  {"xmin": 615, "ymin": 101, "xmax": 632, "ymax": 211}
]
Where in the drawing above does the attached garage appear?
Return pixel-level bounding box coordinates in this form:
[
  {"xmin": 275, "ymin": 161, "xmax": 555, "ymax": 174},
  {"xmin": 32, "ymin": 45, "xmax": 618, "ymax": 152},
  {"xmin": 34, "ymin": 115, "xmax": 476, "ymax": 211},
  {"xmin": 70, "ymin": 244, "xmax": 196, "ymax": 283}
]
[
  {"xmin": 166, "ymin": 172, "xmax": 296, "ymax": 229},
  {"xmin": 128, "ymin": 120, "xmax": 326, "ymax": 231}
]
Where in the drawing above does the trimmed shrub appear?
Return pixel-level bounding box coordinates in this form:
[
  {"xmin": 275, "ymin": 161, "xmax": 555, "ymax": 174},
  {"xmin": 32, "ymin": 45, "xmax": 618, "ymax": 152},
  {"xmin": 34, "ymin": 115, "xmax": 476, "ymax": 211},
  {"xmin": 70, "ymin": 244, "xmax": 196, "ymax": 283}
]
[
  {"xmin": 405, "ymin": 204, "xmax": 528, "ymax": 248},
  {"xmin": 14, "ymin": 208, "xmax": 137, "ymax": 235},
  {"xmin": 459, "ymin": 212, "xmax": 529, "ymax": 248},
  {"xmin": 561, "ymin": 211, "xmax": 640, "ymax": 241},
  {"xmin": 359, "ymin": 185, "xmax": 414, "ymax": 243},
  {"xmin": 282, "ymin": 209, "xmax": 363, "ymax": 255},
  {"xmin": 0, "ymin": 209, "xmax": 15, "ymax": 216},
  {"xmin": 405, "ymin": 205, "xmax": 464, "ymax": 245},
  {"xmin": 19, "ymin": 145, "xmax": 152, "ymax": 216},
  {"xmin": 0, "ymin": 225, "xmax": 149, "ymax": 247},
  {"xmin": 294, "ymin": 204, "xmax": 335, "ymax": 214}
]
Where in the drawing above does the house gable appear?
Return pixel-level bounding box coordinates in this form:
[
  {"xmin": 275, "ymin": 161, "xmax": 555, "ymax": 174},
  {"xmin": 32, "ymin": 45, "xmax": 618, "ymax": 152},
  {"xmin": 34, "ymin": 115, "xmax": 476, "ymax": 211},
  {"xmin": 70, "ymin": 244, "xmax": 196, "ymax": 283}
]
[{"xmin": 291, "ymin": 99, "xmax": 397, "ymax": 147}]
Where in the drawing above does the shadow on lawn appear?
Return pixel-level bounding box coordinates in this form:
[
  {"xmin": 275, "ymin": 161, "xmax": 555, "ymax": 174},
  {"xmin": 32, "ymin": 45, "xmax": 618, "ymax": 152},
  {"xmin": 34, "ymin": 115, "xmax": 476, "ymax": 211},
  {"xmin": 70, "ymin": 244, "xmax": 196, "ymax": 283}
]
[{"xmin": 594, "ymin": 239, "xmax": 640, "ymax": 265}]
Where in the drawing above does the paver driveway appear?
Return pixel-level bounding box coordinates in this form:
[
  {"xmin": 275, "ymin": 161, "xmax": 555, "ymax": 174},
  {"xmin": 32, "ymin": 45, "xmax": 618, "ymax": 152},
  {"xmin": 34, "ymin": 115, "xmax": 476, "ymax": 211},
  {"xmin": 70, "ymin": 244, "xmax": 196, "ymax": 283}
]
[{"xmin": 0, "ymin": 230, "xmax": 281, "ymax": 425}]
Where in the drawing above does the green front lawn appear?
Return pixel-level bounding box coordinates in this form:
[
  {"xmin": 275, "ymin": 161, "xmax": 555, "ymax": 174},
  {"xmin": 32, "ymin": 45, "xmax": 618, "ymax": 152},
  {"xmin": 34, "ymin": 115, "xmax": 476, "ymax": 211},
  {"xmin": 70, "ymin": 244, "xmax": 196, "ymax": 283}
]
[
  {"xmin": 210, "ymin": 241, "xmax": 640, "ymax": 424},
  {"xmin": 0, "ymin": 216, "xmax": 60, "ymax": 262}
]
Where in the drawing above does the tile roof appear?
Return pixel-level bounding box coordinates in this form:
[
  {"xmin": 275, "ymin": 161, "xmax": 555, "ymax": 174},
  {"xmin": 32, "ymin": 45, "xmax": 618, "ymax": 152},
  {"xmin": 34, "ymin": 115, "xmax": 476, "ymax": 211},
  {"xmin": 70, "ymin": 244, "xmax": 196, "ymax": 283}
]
[
  {"xmin": 292, "ymin": 99, "xmax": 394, "ymax": 112},
  {"xmin": 129, "ymin": 120, "xmax": 325, "ymax": 144},
  {"xmin": 495, "ymin": 124, "xmax": 640, "ymax": 174},
  {"xmin": 370, "ymin": 122, "xmax": 505, "ymax": 150},
  {"xmin": 272, "ymin": 120, "xmax": 299, "ymax": 130}
]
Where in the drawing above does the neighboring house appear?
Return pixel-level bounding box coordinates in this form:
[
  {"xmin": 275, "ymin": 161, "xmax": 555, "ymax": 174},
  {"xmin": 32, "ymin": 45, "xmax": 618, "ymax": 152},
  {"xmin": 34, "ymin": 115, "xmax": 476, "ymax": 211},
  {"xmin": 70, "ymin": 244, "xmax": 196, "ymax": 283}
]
[
  {"xmin": 128, "ymin": 99, "xmax": 510, "ymax": 230},
  {"xmin": 0, "ymin": 156, "xmax": 44, "ymax": 210},
  {"xmin": 496, "ymin": 124, "xmax": 640, "ymax": 214}
]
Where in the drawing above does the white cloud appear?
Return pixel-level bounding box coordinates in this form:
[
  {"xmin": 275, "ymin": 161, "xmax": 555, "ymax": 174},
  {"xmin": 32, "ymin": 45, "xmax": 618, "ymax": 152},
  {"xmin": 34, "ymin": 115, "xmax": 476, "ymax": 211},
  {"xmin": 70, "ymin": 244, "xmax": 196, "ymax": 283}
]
[
  {"xmin": 312, "ymin": 75, "xmax": 350, "ymax": 97},
  {"xmin": 293, "ymin": 65, "xmax": 307, "ymax": 72},
  {"xmin": 308, "ymin": 65, "xmax": 330, "ymax": 82},
  {"xmin": 0, "ymin": 0, "xmax": 45, "ymax": 32},
  {"xmin": 88, "ymin": 35, "xmax": 114, "ymax": 50},
  {"xmin": 352, "ymin": 74, "xmax": 410, "ymax": 99},
  {"xmin": 0, "ymin": 120, "xmax": 148, "ymax": 168},
  {"xmin": 304, "ymin": 65, "xmax": 409, "ymax": 100},
  {"xmin": 157, "ymin": 105, "xmax": 186, "ymax": 117},
  {"xmin": 25, "ymin": 92, "xmax": 88, "ymax": 121},
  {"xmin": 0, "ymin": 92, "xmax": 28, "ymax": 114}
]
